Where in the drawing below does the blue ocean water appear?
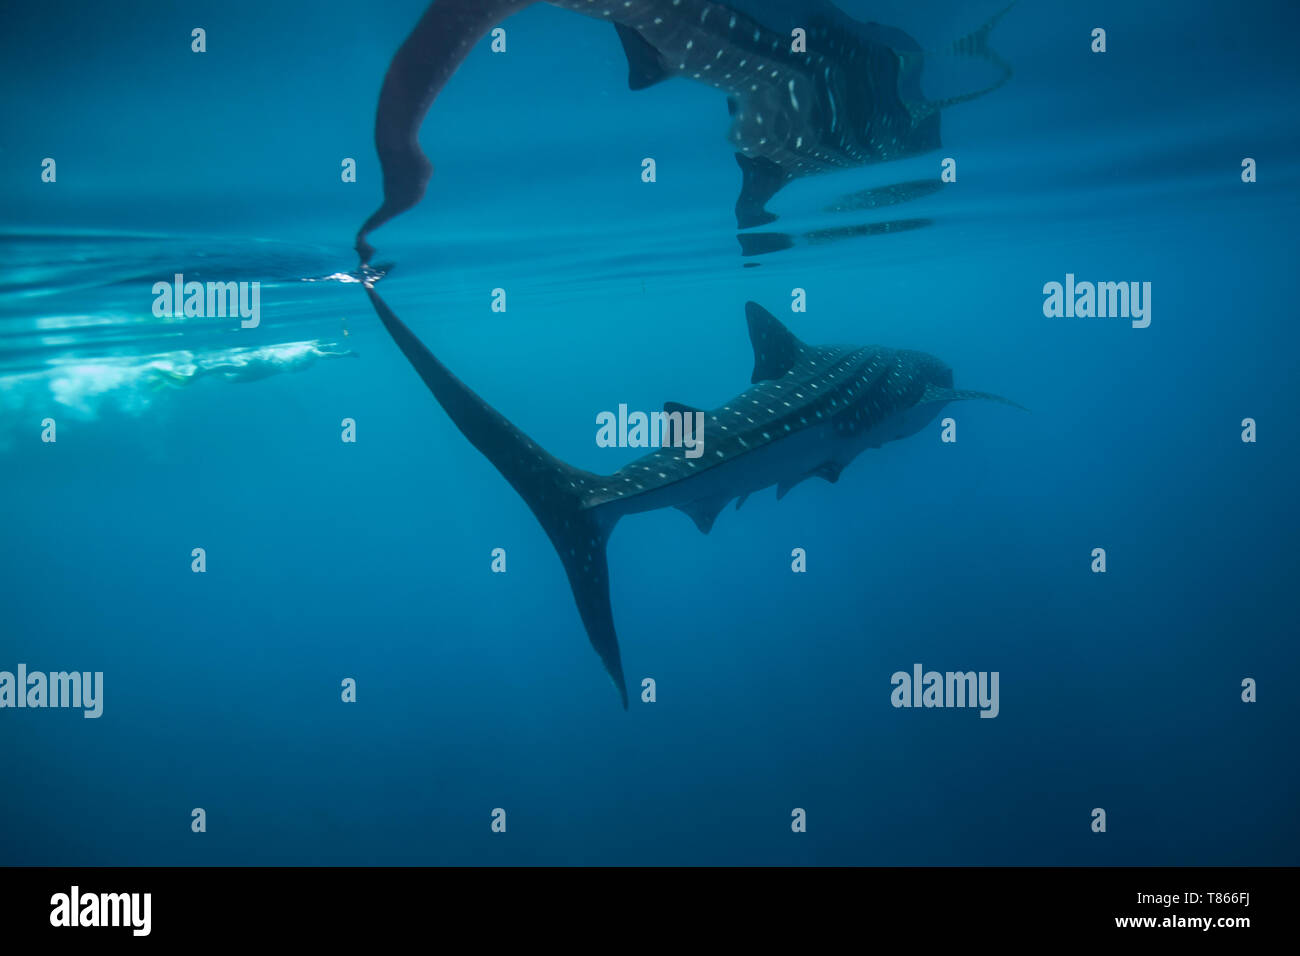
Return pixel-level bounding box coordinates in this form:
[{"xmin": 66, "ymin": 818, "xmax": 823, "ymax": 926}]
[{"xmin": 1, "ymin": 0, "xmax": 1297, "ymax": 866}]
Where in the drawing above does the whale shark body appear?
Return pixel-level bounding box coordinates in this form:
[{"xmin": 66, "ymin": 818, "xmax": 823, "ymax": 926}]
[
  {"xmin": 364, "ymin": 288, "xmax": 1021, "ymax": 706},
  {"xmin": 356, "ymin": 0, "xmax": 1013, "ymax": 257}
]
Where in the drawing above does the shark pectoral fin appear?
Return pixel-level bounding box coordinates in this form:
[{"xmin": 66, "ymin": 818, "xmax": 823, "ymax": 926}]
[
  {"xmin": 734, "ymin": 153, "xmax": 792, "ymax": 229},
  {"xmin": 948, "ymin": 388, "xmax": 1029, "ymax": 412},
  {"xmin": 675, "ymin": 496, "xmax": 730, "ymax": 535},
  {"xmin": 614, "ymin": 23, "xmax": 670, "ymax": 90},
  {"xmin": 745, "ymin": 302, "xmax": 807, "ymax": 383}
]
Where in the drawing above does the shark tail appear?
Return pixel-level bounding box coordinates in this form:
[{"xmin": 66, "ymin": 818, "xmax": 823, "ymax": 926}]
[
  {"xmin": 363, "ymin": 286, "xmax": 629, "ymax": 709},
  {"xmin": 904, "ymin": 2, "xmax": 1016, "ymax": 118},
  {"xmin": 356, "ymin": 0, "xmax": 538, "ymax": 262}
]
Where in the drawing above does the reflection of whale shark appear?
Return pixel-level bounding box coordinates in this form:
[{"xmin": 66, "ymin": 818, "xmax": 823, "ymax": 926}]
[
  {"xmin": 737, "ymin": 215, "xmax": 931, "ymax": 257},
  {"xmin": 364, "ymin": 287, "xmax": 1023, "ymax": 707},
  {"xmin": 824, "ymin": 178, "xmax": 945, "ymax": 213},
  {"xmin": 356, "ymin": 0, "xmax": 1014, "ymax": 257}
]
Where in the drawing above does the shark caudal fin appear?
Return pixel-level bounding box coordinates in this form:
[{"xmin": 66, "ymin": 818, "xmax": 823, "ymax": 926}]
[
  {"xmin": 363, "ymin": 286, "xmax": 629, "ymax": 708},
  {"xmin": 356, "ymin": 0, "xmax": 538, "ymax": 262}
]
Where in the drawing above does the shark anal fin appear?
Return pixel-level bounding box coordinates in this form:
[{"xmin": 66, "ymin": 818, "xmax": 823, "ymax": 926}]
[
  {"xmin": 734, "ymin": 153, "xmax": 792, "ymax": 229},
  {"xmin": 614, "ymin": 23, "xmax": 671, "ymax": 90},
  {"xmin": 735, "ymin": 493, "xmax": 750, "ymax": 511},
  {"xmin": 745, "ymin": 302, "xmax": 807, "ymax": 383},
  {"xmin": 675, "ymin": 496, "xmax": 730, "ymax": 535}
]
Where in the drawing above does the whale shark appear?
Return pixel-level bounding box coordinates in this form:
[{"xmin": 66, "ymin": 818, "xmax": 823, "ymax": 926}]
[
  {"xmin": 355, "ymin": 0, "xmax": 1013, "ymax": 258},
  {"xmin": 363, "ymin": 287, "xmax": 1022, "ymax": 707}
]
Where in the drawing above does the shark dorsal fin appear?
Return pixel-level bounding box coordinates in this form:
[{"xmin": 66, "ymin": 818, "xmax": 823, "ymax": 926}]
[
  {"xmin": 614, "ymin": 24, "xmax": 670, "ymax": 90},
  {"xmin": 745, "ymin": 302, "xmax": 805, "ymax": 383}
]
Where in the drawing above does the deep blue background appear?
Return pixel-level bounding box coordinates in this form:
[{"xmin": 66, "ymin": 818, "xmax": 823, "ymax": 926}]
[{"xmin": 1, "ymin": 0, "xmax": 1297, "ymax": 864}]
